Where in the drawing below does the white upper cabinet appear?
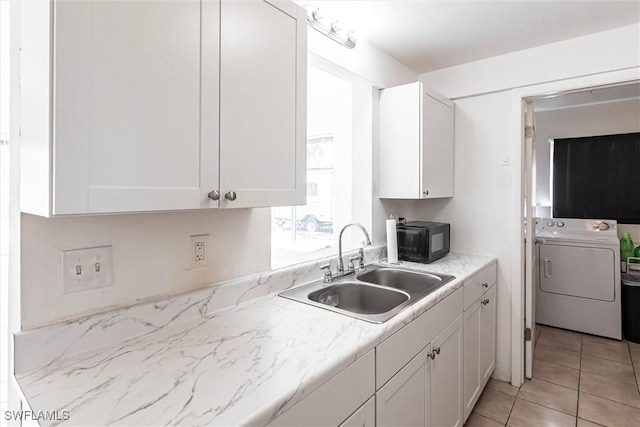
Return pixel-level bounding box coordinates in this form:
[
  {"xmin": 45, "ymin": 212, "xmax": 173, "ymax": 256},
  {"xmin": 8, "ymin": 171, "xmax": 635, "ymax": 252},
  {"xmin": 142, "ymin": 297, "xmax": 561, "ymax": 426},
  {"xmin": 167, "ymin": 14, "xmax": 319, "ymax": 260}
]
[
  {"xmin": 18, "ymin": 0, "xmax": 306, "ymax": 216},
  {"xmin": 219, "ymin": 0, "xmax": 306, "ymax": 208},
  {"xmin": 378, "ymin": 82, "xmax": 454, "ymax": 199}
]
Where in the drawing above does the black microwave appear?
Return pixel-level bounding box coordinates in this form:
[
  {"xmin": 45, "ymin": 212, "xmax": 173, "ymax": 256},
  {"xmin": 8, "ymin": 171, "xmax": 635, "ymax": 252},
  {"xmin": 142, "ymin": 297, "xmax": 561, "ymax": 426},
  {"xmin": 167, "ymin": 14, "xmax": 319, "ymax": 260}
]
[{"xmin": 397, "ymin": 221, "xmax": 450, "ymax": 263}]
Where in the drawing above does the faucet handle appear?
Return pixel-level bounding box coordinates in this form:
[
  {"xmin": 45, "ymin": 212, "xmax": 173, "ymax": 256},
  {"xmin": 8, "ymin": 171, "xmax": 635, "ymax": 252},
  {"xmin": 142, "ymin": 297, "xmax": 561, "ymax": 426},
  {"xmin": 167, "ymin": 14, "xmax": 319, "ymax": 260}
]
[
  {"xmin": 320, "ymin": 264, "xmax": 333, "ymax": 283},
  {"xmin": 358, "ymin": 248, "xmax": 365, "ymax": 270},
  {"xmin": 348, "ymin": 255, "xmax": 360, "ymax": 272}
]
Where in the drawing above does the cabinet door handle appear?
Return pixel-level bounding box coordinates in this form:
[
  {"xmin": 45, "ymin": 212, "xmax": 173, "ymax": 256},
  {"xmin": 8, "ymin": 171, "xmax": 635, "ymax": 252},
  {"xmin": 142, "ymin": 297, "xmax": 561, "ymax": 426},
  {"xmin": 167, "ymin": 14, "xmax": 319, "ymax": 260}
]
[
  {"xmin": 207, "ymin": 190, "xmax": 220, "ymax": 201},
  {"xmin": 482, "ymin": 299, "xmax": 490, "ymax": 306},
  {"xmin": 481, "ymin": 282, "xmax": 489, "ymax": 288},
  {"xmin": 225, "ymin": 191, "xmax": 237, "ymax": 201},
  {"xmin": 423, "ymin": 190, "xmax": 429, "ymax": 196},
  {"xmin": 429, "ymin": 350, "xmax": 437, "ymax": 360},
  {"xmin": 435, "ymin": 347, "xmax": 441, "ymax": 355}
]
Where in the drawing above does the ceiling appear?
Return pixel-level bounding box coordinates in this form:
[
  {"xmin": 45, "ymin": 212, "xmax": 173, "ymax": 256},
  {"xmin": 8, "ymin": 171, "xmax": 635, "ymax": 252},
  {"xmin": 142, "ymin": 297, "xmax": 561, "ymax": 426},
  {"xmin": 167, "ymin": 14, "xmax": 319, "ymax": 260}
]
[{"xmin": 296, "ymin": 1, "xmax": 640, "ymax": 74}]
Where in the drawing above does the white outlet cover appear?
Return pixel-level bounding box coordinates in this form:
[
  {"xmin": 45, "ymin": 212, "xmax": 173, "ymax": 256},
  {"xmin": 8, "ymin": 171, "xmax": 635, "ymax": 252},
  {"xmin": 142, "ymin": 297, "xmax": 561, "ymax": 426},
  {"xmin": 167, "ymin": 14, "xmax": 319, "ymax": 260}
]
[
  {"xmin": 62, "ymin": 246, "xmax": 113, "ymax": 294},
  {"xmin": 188, "ymin": 234, "xmax": 210, "ymax": 269}
]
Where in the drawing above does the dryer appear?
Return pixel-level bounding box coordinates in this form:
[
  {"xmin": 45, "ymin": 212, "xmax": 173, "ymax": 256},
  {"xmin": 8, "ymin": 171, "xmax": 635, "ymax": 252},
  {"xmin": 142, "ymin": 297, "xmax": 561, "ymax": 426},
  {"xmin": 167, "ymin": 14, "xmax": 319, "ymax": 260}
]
[{"xmin": 535, "ymin": 218, "xmax": 621, "ymax": 340}]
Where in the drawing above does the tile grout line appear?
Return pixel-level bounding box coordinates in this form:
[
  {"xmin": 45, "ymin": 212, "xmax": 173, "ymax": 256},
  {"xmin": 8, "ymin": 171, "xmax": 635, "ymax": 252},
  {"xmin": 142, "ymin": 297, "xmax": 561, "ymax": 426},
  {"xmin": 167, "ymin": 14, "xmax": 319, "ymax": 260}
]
[
  {"xmin": 514, "ymin": 389, "xmax": 579, "ymax": 418},
  {"xmin": 578, "ymin": 335, "xmax": 640, "ymax": 423},
  {"xmin": 520, "ymin": 327, "xmax": 578, "ymax": 423},
  {"xmin": 576, "ymin": 333, "xmax": 583, "ymax": 427},
  {"xmin": 578, "ymin": 389, "xmax": 640, "ymax": 411},
  {"xmin": 628, "ymin": 340, "xmax": 640, "ymax": 395},
  {"xmin": 502, "ymin": 387, "xmax": 519, "ymax": 426},
  {"xmin": 533, "ymin": 327, "xmax": 640, "ymax": 425}
]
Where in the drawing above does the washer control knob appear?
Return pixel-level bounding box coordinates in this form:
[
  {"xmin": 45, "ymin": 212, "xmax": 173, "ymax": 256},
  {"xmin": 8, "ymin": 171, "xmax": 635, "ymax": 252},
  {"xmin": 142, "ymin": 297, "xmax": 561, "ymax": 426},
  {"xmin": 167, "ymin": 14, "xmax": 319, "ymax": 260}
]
[
  {"xmin": 597, "ymin": 222, "xmax": 610, "ymax": 231},
  {"xmin": 546, "ymin": 221, "xmax": 555, "ymax": 227},
  {"xmin": 557, "ymin": 221, "xmax": 565, "ymax": 228}
]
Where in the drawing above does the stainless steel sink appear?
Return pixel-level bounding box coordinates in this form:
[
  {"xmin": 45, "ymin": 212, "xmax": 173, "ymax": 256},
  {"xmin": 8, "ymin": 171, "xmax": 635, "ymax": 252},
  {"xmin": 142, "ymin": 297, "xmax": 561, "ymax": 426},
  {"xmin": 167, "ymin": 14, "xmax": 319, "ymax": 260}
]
[
  {"xmin": 357, "ymin": 268, "xmax": 451, "ymax": 295},
  {"xmin": 308, "ymin": 282, "xmax": 409, "ymax": 314},
  {"xmin": 279, "ymin": 264, "xmax": 455, "ymax": 323}
]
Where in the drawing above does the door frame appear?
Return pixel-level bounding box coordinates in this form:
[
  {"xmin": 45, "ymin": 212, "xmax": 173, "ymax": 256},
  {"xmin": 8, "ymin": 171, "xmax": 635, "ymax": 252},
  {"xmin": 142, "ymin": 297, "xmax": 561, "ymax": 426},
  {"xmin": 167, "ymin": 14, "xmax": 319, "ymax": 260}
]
[{"xmin": 509, "ymin": 67, "xmax": 639, "ymax": 386}]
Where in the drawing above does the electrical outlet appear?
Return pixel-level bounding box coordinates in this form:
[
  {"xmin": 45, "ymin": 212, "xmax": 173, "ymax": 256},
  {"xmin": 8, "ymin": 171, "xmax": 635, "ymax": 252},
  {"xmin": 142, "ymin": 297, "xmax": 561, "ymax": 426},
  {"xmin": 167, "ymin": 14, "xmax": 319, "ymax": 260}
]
[
  {"xmin": 62, "ymin": 246, "xmax": 113, "ymax": 293},
  {"xmin": 188, "ymin": 235, "xmax": 210, "ymax": 269},
  {"xmin": 195, "ymin": 242, "xmax": 205, "ymax": 261}
]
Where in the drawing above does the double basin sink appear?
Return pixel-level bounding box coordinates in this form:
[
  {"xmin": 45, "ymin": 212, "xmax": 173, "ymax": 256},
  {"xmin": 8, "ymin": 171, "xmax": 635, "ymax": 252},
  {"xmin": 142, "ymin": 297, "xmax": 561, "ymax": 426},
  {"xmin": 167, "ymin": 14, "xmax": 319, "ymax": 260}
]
[{"xmin": 279, "ymin": 264, "xmax": 455, "ymax": 323}]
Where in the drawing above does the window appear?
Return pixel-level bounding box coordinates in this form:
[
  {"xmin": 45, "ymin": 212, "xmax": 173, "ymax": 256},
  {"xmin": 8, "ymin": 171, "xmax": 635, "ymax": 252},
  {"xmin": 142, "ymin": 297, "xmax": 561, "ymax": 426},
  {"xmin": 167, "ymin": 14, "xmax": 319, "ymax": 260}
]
[
  {"xmin": 552, "ymin": 132, "xmax": 640, "ymax": 222},
  {"xmin": 271, "ymin": 64, "xmax": 365, "ymax": 268}
]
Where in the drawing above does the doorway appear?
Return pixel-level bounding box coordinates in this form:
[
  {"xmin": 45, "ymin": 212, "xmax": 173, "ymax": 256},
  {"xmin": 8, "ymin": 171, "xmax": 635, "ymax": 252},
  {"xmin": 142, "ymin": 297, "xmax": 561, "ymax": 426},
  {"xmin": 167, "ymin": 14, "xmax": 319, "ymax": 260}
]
[
  {"xmin": 0, "ymin": 0, "xmax": 9, "ymax": 418},
  {"xmin": 510, "ymin": 69, "xmax": 640, "ymax": 386}
]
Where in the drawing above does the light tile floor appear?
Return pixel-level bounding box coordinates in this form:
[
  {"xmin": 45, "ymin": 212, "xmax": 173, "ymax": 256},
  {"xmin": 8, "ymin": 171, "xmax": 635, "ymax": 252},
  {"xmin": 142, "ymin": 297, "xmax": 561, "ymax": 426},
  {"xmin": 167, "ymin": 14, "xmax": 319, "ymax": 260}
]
[{"xmin": 466, "ymin": 324, "xmax": 640, "ymax": 427}]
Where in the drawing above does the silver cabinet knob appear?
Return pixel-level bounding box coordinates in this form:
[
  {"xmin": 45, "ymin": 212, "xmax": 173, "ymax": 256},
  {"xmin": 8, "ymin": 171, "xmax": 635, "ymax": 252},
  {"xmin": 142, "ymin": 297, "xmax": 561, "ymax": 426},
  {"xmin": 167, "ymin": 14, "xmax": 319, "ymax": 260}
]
[
  {"xmin": 225, "ymin": 191, "xmax": 237, "ymax": 201},
  {"xmin": 207, "ymin": 190, "xmax": 220, "ymax": 201}
]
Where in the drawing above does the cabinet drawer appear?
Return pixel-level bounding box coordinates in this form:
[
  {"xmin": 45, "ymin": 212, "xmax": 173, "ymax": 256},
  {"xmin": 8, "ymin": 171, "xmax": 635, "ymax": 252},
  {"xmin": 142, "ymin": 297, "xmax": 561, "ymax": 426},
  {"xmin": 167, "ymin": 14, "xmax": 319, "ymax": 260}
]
[
  {"xmin": 464, "ymin": 262, "xmax": 497, "ymax": 311},
  {"xmin": 376, "ymin": 287, "xmax": 462, "ymax": 389},
  {"xmin": 268, "ymin": 349, "xmax": 375, "ymax": 427}
]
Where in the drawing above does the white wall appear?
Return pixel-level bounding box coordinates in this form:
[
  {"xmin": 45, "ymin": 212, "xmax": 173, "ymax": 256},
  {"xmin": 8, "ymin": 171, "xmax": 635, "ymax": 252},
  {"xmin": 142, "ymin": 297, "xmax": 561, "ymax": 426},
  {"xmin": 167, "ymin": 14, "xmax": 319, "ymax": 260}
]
[
  {"xmin": 21, "ymin": 210, "xmax": 271, "ymax": 329},
  {"xmin": 15, "ymin": 25, "xmax": 417, "ymax": 330},
  {"xmin": 394, "ymin": 92, "xmax": 515, "ymax": 380},
  {"xmin": 307, "ymin": 31, "xmax": 416, "ymax": 89},
  {"xmin": 419, "ymin": 24, "xmax": 640, "ymax": 382},
  {"xmin": 534, "ymin": 99, "xmax": 640, "ymax": 205},
  {"xmin": 423, "ymin": 24, "xmax": 639, "ymax": 99}
]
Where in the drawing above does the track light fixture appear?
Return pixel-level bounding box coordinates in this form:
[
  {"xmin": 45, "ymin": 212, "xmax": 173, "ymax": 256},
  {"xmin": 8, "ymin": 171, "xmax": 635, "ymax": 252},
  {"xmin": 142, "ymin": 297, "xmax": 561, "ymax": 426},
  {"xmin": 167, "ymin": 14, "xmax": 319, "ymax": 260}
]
[{"xmin": 307, "ymin": 7, "xmax": 356, "ymax": 49}]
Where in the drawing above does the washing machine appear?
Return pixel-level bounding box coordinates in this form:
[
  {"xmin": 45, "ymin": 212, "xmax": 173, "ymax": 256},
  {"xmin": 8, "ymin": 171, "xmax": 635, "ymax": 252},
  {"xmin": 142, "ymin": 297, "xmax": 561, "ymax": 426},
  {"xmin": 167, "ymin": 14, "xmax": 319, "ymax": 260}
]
[{"xmin": 535, "ymin": 218, "xmax": 621, "ymax": 339}]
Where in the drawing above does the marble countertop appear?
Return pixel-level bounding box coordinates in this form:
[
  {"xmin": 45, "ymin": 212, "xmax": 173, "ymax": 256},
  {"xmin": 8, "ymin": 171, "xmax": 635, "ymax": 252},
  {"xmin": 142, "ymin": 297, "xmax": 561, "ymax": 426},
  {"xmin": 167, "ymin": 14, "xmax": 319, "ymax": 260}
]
[{"xmin": 15, "ymin": 252, "xmax": 495, "ymax": 426}]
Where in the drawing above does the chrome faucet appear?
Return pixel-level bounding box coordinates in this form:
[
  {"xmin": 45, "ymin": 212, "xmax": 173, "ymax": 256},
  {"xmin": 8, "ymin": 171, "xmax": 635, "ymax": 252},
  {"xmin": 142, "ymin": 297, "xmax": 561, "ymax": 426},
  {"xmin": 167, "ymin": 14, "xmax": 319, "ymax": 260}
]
[
  {"xmin": 319, "ymin": 223, "xmax": 372, "ymax": 283},
  {"xmin": 337, "ymin": 223, "xmax": 372, "ymax": 274}
]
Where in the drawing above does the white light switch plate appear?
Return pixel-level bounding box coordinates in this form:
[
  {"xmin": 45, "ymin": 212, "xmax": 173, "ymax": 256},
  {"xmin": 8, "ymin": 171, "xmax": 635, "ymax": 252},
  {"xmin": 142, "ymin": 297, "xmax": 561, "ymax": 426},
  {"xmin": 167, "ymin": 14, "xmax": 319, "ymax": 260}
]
[{"xmin": 62, "ymin": 246, "xmax": 113, "ymax": 293}]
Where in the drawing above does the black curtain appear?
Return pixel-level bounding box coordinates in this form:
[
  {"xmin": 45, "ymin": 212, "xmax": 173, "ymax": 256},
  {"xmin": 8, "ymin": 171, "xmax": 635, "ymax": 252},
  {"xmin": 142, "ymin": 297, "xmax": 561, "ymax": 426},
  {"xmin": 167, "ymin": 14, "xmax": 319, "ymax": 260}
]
[{"xmin": 553, "ymin": 132, "xmax": 640, "ymax": 223}]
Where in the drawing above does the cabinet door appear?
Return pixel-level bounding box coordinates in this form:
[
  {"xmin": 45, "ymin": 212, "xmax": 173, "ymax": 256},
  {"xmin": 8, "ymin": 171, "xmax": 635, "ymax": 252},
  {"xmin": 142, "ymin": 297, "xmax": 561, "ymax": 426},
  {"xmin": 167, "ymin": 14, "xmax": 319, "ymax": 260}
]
[
  {"xmin": 267, "ymin": 350, "xmax": 374, "ymax": 427},
  {"xmin": 421, "ymin": 89, "xmax": 454, "ymax": 199},
  {"xmin": 219, "ymin": 0, "xmax": 306, "ymax": 208},
  {"xmin": 377, "ymin": 346, "xmax": 430, "ymax": 427},
  {"xmin": 463, "ymin": 299, "xmax": 482, "ymax": 422},
  {"xmin": 430, "ymin": 315, "xmax": 463, "ymax": 427},
  {"xmin": 53, "ymin": 0, "xmax": 218, "ymax": 214},
  {"xmin": 339, "ymin": 396, "xmax": 375, "ymax": 427},
  {"xmin": 480, "ymin": 285, "xmax": 497, "ymax": 383}
]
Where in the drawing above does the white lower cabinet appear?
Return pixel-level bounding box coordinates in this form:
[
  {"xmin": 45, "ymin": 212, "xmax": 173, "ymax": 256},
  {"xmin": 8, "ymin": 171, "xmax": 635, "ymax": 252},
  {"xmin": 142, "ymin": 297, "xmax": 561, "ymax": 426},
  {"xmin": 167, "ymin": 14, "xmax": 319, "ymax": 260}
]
[
  {"xmin": 267, "ymin": 350, "xmax": 374, "ymax": 427},
  {"xmin": 377, "ymin": 315, "xmax": 463, "ymax": 427},
  {"xmin": 463, "ymin": 297, "xmax": 483, "ymax": 419},
  {"xmin": 377, "ymin": 346, "xmax": 431, "ymax": 427},
  {"xmin": 376, "ymin": 288, "xmax": 464, "ymax": 427},
  {"xmin": 480, "ymin": 285, "xmax": 497, "ymax": 384},
  {"xmin": 462, "ymin": 262, "xmax": 498, "ymax": 422},
  {"xmin": 430, "ymin": 315, "xmax": 463, "ymax": 427},
  {"xmin": 340, "ymin": 397, "xmax": 376, "ymax": 427}
]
